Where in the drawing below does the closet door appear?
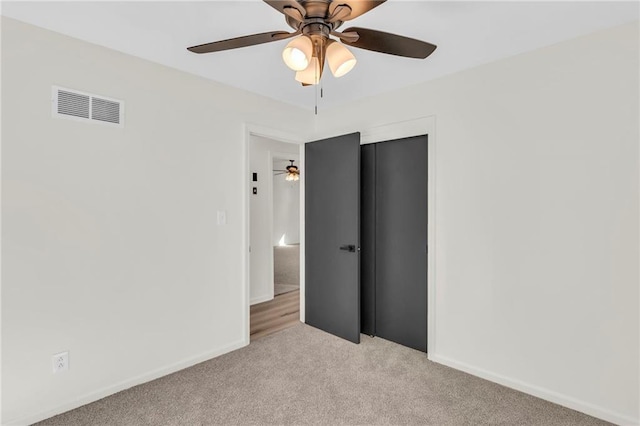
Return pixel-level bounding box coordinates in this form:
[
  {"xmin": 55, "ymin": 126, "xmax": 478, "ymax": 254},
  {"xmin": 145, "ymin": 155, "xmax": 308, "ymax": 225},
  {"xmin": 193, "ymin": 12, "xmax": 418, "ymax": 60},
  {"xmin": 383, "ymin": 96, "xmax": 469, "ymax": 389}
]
[
  {"xmin": 375, "ymin": 135, "xmax": 428, "ymax": 352},
  {"xmin": 305, "ymin": 132, "xmax": 361, "ymax": 343}
]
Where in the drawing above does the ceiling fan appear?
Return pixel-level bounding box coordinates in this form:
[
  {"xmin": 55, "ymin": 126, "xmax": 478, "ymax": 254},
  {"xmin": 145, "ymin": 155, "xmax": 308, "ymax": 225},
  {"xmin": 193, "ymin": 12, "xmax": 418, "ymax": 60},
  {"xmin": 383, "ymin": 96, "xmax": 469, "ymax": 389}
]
[
  {"xmin": 187, "ymin": 0, "xmax": 437, "ymax": 86},
  {"xmin": 274, "ymin": 160, "xmax": 301, "ymax": 181}
]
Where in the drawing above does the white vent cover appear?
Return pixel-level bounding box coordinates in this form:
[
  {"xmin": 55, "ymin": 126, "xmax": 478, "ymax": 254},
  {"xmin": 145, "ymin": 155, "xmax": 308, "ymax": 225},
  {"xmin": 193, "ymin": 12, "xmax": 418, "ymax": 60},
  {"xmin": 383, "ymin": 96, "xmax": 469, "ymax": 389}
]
[{"xmin": 52, "ymin": 86, "xmax": 124, "ymax": 127}]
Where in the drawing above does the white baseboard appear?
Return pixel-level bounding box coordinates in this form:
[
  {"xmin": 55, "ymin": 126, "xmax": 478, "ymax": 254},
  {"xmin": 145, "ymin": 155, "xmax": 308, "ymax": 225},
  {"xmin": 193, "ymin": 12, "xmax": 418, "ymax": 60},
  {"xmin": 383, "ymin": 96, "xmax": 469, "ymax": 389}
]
[
  {"xmin": 250, "ymin": 294, "xmax": 273, "ymax": 305},
  {"xmin": 428, "ymin": 353, "xmax": 638, "ymax": 426},
  {"xmin": 5, "ymin": 338, "xmax": 248, "ymax": 426}
]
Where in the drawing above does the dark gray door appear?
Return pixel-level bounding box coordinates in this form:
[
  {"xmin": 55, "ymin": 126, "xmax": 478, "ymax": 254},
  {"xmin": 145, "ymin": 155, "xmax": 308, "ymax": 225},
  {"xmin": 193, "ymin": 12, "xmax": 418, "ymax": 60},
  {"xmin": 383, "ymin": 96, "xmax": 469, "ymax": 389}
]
[
  {"xmin": 305, "ymin": 132, "xmax": 361, "ymax": 343},
  {"xmin": 375, "ymin": 135, "xmax": 428, "ymax": 352}
]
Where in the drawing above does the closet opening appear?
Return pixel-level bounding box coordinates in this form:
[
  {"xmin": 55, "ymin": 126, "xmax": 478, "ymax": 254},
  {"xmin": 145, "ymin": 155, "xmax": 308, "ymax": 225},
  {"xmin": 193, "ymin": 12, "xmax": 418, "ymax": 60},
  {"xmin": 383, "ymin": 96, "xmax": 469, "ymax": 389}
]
[{"xmin": 361, "ymin": 135, "xmax": 428, "ymax": 352}]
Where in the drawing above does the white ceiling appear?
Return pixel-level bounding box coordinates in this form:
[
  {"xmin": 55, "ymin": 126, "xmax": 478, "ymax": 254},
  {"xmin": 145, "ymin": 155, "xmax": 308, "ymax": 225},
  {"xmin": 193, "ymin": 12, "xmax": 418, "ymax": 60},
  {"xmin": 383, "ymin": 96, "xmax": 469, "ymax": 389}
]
[{"xmin": 2, "ymin": 1, "xmax": 638, "ymax": 109}]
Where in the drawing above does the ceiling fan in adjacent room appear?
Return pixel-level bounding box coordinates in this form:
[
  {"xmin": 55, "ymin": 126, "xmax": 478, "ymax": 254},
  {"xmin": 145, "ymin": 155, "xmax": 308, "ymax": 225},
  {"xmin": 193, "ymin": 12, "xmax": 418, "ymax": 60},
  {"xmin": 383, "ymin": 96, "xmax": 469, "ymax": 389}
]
[
  {"xmin": 187, "ymin": 0, "xmax": 437, "ymax": 86},
  {"xmin": 274, "ymin": 160, "xmax": 301, "ymax": 181}
]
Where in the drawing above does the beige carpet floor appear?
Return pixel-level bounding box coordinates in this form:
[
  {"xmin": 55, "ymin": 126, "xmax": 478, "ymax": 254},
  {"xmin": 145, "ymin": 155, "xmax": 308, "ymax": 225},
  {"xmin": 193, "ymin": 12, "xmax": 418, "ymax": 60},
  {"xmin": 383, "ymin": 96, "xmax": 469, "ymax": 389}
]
[
  {"xmin": 37, "ymin": 324, "xmax": 609, "ymax": 426},
  {"xmin": 274, "ymin": 245, "xmax": 299, "ymax": 296}
]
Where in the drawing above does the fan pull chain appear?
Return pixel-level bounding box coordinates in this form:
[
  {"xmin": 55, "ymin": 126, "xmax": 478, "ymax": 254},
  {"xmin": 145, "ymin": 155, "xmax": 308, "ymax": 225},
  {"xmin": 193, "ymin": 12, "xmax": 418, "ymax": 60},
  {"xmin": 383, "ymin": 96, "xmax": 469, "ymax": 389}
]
[
  {"xmin": 314, "ymin": 42, "xmax": 321, "ymax": 115},
  {"xmin": 314, "ymin": 61, "xmax": 319, "ymax": 116}
]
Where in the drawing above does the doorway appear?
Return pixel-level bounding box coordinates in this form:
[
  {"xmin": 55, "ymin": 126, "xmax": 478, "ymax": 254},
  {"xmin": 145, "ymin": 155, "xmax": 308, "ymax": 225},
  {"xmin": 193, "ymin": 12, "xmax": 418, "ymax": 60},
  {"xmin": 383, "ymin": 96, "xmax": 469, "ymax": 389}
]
[
  {"xmin": 272, "ymin": 156, "xmax": 301, "ymax": 297},
  {"xmin": 248, "ymin": 134, "xmax": 302, "ymax": 340}
]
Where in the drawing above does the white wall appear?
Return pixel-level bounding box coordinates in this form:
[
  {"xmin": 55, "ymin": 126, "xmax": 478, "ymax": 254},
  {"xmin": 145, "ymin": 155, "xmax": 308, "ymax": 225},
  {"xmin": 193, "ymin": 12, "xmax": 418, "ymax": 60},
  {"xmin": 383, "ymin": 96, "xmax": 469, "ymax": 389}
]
[
  {"xmin": 272, "ymin": 157, "xmax": 300, "ymax": 246},
  {"xmin": 314, "ymin": 22, "xmax": 639, "ymax": 425},
  {"xmin": 0, "ymin": 17, "xmax": 312, "ymax": 424},
  {"xmin": 249, "ymin": 136, "xmax": 300, "ymax": 304}
]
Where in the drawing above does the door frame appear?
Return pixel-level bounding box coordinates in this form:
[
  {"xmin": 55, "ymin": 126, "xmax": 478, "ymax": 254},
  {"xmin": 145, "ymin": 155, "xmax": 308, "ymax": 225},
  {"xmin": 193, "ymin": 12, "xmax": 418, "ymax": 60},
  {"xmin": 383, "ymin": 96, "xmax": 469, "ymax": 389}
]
[
  {"xmin": 243, "ymin": 123, "xmax": 305, "ymax": 343},
  {"xmin": 311, "ymin": 116, "xmax": 437, "ymax": 355}
]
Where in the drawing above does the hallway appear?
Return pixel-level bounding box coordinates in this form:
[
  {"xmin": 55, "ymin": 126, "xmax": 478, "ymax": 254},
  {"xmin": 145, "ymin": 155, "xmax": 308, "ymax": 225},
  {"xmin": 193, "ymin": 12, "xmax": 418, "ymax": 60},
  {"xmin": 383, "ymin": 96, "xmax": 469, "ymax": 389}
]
[{"xmin": 250, "ymin": 289, "xmax": 300, "ymax": 341}]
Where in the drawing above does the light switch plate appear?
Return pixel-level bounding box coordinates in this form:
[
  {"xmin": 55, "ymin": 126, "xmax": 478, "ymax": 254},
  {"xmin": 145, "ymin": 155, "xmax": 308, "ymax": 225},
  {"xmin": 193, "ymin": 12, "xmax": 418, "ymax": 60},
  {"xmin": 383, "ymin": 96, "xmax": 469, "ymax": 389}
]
[{"xmin": 217, "ymin": 210, "xmax": 227, "ymax": 225}]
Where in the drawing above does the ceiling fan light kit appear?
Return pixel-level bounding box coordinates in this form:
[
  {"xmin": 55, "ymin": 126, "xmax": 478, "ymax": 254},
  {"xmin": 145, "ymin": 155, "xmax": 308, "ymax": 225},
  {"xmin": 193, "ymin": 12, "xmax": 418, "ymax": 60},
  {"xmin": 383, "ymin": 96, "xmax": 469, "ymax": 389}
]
[
  {"xmin": 188, "ymin": 0, "xmax": 437, "ymax": 88},
  {"xmin": 284, "ymin": 30, "xmax": 358, "ymax": 83},
  {"xmin": 285, "ymin": 171, "xmax": 300, "ymax": 182}
]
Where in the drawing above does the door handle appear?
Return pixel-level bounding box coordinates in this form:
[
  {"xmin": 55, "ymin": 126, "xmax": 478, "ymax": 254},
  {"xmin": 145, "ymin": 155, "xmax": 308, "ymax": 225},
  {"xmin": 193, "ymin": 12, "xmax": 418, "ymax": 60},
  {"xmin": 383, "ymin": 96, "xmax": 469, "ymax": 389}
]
[{"xmin": 339, "ymin": 244, "xmax": 357, "ymax": 252}]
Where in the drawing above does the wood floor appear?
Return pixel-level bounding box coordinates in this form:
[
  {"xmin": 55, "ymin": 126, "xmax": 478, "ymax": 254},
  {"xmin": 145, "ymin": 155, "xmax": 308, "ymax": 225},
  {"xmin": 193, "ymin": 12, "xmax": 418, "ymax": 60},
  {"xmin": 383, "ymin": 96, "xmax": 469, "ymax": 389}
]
[{"xmin": 250, "ymin": 290, "xmax": 300, "ymax": 341}]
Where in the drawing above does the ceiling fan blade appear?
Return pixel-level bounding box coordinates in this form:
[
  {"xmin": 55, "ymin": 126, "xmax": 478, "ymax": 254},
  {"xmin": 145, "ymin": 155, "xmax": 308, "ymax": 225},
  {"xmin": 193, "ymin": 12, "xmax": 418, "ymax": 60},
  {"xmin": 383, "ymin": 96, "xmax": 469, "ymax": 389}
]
[
  {"xmin": 327, "ymin": 5, "xmax": 352, "ymax": 23},
  {"xmin": 263, "ymin": 0, "xmax": 306, "ymax": 17},
  {"xmin": 328, "ymin": 0, "xmax": 386, "ymax": 21},
  {"xmin": 285, "ymin": 14, "xmax": 301, "ymax": 30},
  {"xmin": 187, "ymin": 31, "xmax": 298, "ymax": 54},
  {"xmin": 341, "ymin": 27, "xmax": 437, "ymax": 59},
  {"xmin": 283, "ymin": 6, "xmax": 304, "ymax": 23},
  {"xmin": 331, "ymin": 30, "xmax": 359, "ymax": 43}
]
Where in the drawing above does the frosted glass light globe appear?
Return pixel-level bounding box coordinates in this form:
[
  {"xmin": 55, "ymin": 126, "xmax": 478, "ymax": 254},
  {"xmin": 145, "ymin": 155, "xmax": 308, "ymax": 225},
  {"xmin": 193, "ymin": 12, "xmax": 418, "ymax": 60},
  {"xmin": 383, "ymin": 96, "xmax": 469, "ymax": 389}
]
[
  {"xmin": 295, "ymin": 57, "xmax": 321, "ymax": 85},
  {"xmin": 282, "ymin": 36, "xmax": 313, "ymax": 71},
  {"xmin": 326, "ymin": 41, "xmax": 357, "ymax": 77}
]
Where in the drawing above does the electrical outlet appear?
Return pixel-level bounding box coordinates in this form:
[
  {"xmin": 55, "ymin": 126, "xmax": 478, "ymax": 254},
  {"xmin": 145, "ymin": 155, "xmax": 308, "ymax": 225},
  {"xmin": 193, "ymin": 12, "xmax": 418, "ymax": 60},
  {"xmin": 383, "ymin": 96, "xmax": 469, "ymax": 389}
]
[{"xmin": 52, "ymin": 351, "xmax": 69, "ymax": 373}]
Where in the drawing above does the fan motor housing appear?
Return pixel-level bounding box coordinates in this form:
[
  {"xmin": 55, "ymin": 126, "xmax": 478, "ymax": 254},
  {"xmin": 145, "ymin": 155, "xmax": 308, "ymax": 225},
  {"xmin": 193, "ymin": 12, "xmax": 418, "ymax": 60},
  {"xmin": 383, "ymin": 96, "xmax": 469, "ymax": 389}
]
[{"xmin": 302, "ymin": 20, "xmax": 331, "ymax": 38}]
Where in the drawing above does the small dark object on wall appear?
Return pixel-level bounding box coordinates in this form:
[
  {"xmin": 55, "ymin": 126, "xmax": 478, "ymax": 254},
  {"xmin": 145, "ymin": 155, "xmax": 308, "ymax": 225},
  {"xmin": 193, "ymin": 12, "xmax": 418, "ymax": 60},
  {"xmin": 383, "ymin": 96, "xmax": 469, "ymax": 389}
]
[
  {"xmin": 253, "ymin": 172, "xmax": 258, "ymax": 182},
  {"xmin": 253, "ymin": 187, "xmax": 258, "ymax": 195}
]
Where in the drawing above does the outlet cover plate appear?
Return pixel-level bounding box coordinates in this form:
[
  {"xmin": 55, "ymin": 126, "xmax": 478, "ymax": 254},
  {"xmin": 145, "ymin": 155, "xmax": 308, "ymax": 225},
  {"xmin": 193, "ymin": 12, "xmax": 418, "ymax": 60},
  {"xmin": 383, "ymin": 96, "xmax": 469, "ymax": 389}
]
[{"xmin": 53, "ymin": 351, "xmax": 69, "ymax": 373}]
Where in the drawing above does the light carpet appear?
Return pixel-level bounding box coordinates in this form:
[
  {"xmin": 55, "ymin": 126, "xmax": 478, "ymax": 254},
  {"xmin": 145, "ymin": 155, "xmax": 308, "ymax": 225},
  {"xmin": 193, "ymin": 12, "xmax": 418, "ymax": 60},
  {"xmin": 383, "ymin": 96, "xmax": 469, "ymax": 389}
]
[
  {"xmin": 274, "ymin": 245, "xmax": 299, "ymax": 296},
  {"xmin": 37, "ymin": 324, "xmax": 608, "ymax": 425}
]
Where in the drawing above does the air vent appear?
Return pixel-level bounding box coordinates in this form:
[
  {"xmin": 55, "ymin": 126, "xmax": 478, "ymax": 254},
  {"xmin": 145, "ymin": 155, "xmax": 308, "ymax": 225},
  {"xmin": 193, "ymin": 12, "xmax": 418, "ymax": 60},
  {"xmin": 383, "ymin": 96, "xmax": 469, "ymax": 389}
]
[
  {"xmin": 91, "ymin": 97, "xmax": 120, "ymax": 124},
  {"xmin": 57, "ymin": 90, "xmax": 90, "ymax": 119},
  {"xmin": 52, "ymin": 86, "xmax": 124, "ymax": 127}
]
